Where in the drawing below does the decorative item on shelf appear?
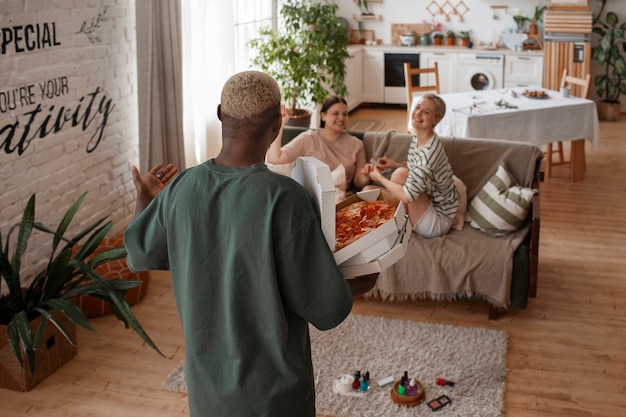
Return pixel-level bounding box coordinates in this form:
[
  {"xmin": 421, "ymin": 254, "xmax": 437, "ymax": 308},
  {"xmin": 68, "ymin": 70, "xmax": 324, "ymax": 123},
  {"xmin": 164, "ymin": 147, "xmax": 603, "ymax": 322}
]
[
  {"xmin": 355, "ymin": 0, "xmax": 372, "ymax": 15},
  {"xmin": 433, "ymin": 32, "xmax": 444, "ymax": 45},
  {"xmin": 357, "ymin": 21, "xmax": 365, "ymax": 44},
  {"xmin": 491, "ymin": 5, "xmax": 507, "ymax": 20},
  {"xmin": 249, "ymin": 0, "xmax": 349, "ymax": 126},
  {"xmin": 0, "ymin": 193, "xmax": 163, "ymax": 391},
  {"xmin": 592, "ymin": 10, "xmax": 626, "ymax": 121},
  {"xmin": 524, "ymin": 4, "xmax": 546, "ymax": 50},
  {"xmin": 530, "ymin": 5, "xmax": 547, "ymax": 34},
  {"xmin": 510, "ymin": 8, "xmax": 530, "ymax": 33},
  {"xmin": 445, "ymin": 30, "xmax": 456, "ymax": 46},
  {"xmin": 353, "ymin": 0, "xmax": 382, "ymax": 21}
]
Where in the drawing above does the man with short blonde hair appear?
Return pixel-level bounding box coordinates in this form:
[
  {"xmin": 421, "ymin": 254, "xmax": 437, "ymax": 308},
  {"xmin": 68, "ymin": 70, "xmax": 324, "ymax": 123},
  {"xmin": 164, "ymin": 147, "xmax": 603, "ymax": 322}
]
[{"xmin": 125, "ymin": 71, "xmax": 376, "ymax": 416}]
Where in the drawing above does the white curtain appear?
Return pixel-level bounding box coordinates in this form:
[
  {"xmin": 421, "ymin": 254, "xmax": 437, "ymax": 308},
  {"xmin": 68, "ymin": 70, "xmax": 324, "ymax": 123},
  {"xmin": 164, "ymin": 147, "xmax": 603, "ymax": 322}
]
[
  {"xmin": 135, "ymin": 0, "xmax": 185, "ymax": 172},
  {"xmin": 181, "ymin": 1, "xmax": 235, "ymax": 167}
]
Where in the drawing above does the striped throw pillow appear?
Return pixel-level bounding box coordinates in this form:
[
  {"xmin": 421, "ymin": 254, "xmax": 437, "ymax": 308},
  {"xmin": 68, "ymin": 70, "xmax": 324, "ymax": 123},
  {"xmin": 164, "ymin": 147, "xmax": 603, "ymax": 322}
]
[{"xmin": 466, "ymin": 163, "xmax": 537, "ymax": 237}]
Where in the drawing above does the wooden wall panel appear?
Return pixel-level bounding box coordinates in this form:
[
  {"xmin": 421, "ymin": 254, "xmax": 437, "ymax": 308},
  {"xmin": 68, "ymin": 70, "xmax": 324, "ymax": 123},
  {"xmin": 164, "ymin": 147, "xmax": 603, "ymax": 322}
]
[
  {"xmin": 544, "ymin": 11, "xmax": 592, "ymax": 33},
  {"xmin": 543, "ymin": 41, "xmax": 591, "ymax": 93}
]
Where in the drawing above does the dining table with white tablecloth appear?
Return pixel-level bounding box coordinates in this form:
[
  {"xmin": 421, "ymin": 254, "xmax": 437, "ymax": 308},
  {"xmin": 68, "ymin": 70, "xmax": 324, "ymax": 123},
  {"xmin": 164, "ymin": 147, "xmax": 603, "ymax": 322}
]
[{"xmin": 409, "ymin": 88, "xmax": 600, "ymax": 181}]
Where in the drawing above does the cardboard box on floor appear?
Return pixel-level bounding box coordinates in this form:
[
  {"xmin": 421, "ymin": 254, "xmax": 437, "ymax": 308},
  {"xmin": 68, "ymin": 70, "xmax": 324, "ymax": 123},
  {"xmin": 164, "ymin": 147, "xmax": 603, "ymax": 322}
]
[{"xmin": 291, "ymin": 157, "xmax": 410, "ymax": 278}]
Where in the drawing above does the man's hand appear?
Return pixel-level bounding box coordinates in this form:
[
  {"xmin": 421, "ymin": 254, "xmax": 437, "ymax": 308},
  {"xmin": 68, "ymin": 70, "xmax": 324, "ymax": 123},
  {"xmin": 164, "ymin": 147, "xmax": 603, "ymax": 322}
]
[
  {"xmin": 347, "ymin": 273, "xmax": 379, "ymax": 299},
  {"xmin": 131, "ymin": 163, "xmax": 179, "ymax": 216}
]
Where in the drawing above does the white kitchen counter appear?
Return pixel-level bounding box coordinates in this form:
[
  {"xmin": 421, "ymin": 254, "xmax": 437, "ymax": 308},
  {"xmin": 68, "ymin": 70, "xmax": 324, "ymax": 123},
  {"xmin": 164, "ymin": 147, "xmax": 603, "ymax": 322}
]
[{"xmin": 348, "ymin": 43, "xmax": 543, "ymax": 57}]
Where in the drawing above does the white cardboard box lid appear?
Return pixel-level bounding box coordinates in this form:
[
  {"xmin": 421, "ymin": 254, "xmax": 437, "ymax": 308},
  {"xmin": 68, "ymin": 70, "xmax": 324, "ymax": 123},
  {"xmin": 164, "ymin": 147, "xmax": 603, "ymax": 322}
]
[
  {"xmin": 291, "ymin": 157, "xmax": 335, "ymax": 250},
  {"xmin": 291, "ymin": 156, "xmax": 407, "ymax": 268},
  {"xmin": 339, "ymin": 230, "xmax": 398, "ymax": 266}
]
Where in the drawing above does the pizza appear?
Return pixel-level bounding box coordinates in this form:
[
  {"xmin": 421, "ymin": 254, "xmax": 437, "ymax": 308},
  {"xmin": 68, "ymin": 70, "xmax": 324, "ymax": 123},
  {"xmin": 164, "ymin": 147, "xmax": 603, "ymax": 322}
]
[{"xmin": 335, "ymin": 200, "xmax": 396, "ymax": 251}]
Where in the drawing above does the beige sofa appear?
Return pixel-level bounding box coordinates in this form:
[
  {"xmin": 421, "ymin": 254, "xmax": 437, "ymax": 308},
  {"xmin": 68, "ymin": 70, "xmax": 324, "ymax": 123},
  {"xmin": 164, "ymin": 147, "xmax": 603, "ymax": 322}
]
[{"xmin": 282, "ymin": 127, "xmax": 544, "ymax": 319}]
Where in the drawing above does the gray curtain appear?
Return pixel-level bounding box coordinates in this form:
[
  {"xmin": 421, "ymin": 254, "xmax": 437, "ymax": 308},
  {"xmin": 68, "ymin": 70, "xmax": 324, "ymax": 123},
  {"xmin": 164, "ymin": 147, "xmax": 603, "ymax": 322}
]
[{"xmin": 135, "ymin": 0, "xmax": 185, "ymax": 172}]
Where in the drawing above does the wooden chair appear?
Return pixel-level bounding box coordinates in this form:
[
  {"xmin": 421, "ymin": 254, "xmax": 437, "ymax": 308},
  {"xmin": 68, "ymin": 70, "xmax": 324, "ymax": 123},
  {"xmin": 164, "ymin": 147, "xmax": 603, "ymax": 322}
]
[
  {"xmin": 404, "ymin": 62, "xmax": 440, "ymax": 132},
  {"xmin": 545, "ymin": 69, "xmax": 591, "ymax": 179}
]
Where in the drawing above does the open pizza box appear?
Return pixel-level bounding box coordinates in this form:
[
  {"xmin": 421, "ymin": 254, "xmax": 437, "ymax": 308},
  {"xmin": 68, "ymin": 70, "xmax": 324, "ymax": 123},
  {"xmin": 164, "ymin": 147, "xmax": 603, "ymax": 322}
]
[{"xmin": 291, "ymin": 156, "xmax": 411, "ymax": 278}]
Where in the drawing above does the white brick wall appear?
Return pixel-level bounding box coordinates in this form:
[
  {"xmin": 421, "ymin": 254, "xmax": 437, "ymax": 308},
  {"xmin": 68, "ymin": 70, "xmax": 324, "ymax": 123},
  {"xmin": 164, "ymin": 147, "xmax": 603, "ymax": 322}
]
[{"xmin": 0, "ymin": 1, "xmax": 139, "ymax": 282}]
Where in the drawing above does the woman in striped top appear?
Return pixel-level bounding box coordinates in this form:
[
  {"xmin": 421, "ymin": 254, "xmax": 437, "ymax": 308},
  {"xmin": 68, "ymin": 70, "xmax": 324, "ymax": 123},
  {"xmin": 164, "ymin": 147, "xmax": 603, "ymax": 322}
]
[{"xmin": 363, "ymin": 93, "xmax": 458, "ymax": 238}]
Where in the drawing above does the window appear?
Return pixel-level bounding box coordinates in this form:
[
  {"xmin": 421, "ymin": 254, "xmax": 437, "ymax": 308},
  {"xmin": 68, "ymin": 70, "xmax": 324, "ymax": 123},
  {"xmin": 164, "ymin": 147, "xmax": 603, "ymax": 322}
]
[
  {"xmin": 233, "ymin": 0, "xmax": 275, "ymax": 71},
  {"xmin": 182, "ymin": 0, "xmax": 276, "ymax": 165}
]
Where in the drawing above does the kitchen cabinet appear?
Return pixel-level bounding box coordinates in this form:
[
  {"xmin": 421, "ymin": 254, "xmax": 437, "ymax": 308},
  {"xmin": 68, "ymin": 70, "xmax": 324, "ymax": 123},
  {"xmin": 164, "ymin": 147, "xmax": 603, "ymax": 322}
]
[
  {"xmin": 504, "ymin": 55, "xmax": 544, "ymax": 88},
  {"xmin": 419, "ymin": 51, "xmax": 458, "ymax": 94},
  {"xmin": 361, "ymin": 49, "xmax": 384, "ymax": 103},
  {"xmin": 344, "ymin": 46, "xmax": 544, "ymax": 110},
  {"xmin": 345, "ymin": 50, "xmax": 363, "ymax": 111}
]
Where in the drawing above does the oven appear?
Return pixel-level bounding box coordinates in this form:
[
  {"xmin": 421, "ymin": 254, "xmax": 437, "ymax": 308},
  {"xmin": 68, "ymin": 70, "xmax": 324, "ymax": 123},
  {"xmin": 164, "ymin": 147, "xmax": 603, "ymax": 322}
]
[{"xmin": 384, "ymin": 52, "xmax": 419, "ymax": 104}]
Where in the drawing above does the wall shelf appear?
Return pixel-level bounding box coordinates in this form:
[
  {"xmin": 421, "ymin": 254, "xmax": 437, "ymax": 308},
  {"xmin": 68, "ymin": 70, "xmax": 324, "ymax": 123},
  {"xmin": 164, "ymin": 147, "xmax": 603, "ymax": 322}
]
[{"xmin": 353, "ymin": 14, "xmax": 382, "ymax": 22}]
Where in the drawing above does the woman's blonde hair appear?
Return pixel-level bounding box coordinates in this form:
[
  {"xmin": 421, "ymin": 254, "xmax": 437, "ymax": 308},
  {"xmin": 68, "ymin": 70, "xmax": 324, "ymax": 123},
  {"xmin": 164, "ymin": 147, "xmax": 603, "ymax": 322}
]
[{"xmin": 421, "ymin": 93, "xmax": 446, "ymax": 120}]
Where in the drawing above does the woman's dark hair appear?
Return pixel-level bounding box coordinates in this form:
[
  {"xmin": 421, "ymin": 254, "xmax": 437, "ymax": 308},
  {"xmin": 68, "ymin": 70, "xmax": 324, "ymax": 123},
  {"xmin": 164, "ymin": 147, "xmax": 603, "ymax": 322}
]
[{"xmin": 319, "ymin": 96, "xmax": 348, "ymax": 128}]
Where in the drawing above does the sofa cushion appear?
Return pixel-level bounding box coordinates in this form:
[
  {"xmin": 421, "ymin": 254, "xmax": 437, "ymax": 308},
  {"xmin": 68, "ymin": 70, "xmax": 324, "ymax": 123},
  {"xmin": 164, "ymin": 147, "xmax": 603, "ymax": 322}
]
[{"xmin": 467, "ymin": 163, "xmax": 537, "ymax": 237}]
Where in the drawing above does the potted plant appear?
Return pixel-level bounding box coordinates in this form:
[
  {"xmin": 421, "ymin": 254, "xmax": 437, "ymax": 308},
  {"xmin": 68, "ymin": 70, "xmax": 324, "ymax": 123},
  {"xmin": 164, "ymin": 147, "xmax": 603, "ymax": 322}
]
[
  {"xmin": 511, "ymin": 9, "xmax": 530, "ymax": 33},
  {"xmin": 446, "ymin": 30, "xmax": 456, "ymax": 46},
  {"xmin": 0, "ymin": 193, "xmax": 162, "ymax": 391},
  {"xmin": 249, "ymin": 0, "xmax": 350, "ymax": 127},
  {"xmin": 356, "ymin": 0, "xmax": 373, "ymax": 16},
  {"xmin": 530, "ymin": 5, "xmax": 547, "ymax": 35},
  {"xmin": 592, "ymin": 10, "xmax": 626, "ymax": 121},
  {"xmin": 459, "ymin": 30, "xmax": 471, "ymax": 47},
  {"xmin": 433, "ymin": 32, "xmax": 444, "ymax": 46}
]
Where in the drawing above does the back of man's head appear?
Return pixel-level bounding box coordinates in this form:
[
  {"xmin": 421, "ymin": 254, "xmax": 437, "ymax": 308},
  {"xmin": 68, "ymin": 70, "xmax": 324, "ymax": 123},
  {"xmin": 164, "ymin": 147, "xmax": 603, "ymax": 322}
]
[{"xmin": 221, "ymin": 71, "xmax": 281, "ymax": 126}]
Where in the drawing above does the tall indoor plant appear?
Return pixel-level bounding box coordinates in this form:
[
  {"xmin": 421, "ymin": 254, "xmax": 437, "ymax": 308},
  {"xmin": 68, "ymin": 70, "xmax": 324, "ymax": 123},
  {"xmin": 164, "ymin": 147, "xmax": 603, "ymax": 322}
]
[
  {"xmin": 0, "ymin": 193, "xmax": 162, "ymax": 385},
  {"xmin": 592, "ymin": 10, "xmax": 626, "ymax": 121},
  {"xmin": 249, "ymin": 0, "xmax": 349, "ymax": 126}
]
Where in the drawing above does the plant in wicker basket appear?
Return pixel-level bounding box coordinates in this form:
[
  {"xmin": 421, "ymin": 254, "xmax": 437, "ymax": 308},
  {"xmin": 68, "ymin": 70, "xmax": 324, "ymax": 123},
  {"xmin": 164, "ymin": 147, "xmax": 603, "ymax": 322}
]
[{"xmin": 0, "ymin": 193, "xmax": 162, "ymax": 377}]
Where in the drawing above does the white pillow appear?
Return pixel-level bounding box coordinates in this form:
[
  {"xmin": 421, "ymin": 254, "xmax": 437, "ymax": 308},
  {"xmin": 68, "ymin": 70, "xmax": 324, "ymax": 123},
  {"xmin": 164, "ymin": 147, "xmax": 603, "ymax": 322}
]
[{"xmin": 466, "ymin": 163, "xmax": 537, "ymax": 237}]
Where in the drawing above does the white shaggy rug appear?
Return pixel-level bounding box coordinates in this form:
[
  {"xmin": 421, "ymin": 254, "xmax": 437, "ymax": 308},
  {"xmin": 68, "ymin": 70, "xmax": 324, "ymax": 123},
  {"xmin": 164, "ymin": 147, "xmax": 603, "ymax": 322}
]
[{"xmin": 162, "ymin": 314, "xmax": 508, "ymax": 417}]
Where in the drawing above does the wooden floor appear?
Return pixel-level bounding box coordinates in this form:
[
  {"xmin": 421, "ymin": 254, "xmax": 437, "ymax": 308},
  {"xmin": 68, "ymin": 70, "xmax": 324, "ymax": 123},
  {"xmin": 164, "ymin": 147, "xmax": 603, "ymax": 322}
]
[{"xmin": 3, "ymin": 106, "xmax": 626, "ymax": 417}]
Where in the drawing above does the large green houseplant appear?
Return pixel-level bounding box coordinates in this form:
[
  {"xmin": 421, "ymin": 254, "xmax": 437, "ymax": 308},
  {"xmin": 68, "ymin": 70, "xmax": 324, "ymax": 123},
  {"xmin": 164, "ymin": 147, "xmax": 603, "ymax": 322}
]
[
  {"xmin": 592, "ymin": 10, "xmax": 626, "ymax": 121},
  {"xmin": 249, "ymin": 0, "xmax": 349, "ymax": 125},
  {"xmin": 0, "ymin": 193, "xmax": 162, "ymax": 377}
]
